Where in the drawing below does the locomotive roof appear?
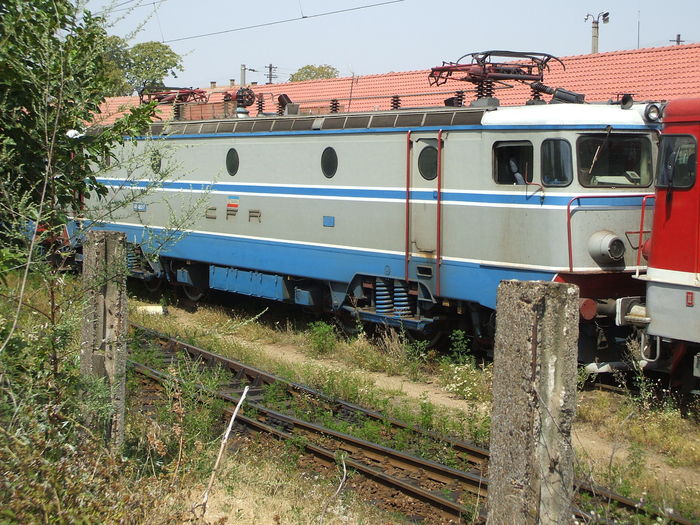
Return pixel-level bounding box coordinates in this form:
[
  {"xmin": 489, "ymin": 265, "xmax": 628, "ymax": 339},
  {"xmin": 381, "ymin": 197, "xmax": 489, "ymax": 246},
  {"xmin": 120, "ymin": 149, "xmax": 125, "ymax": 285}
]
[
  {"xmin": 481, "ymin": 102, "xmax": 654, "ymax": 127},
  {"xmin": 148, "ymin": 102, "xmax": 656, "ymax": 137},
  {"xmin": 663, "ymin": 98, "xmax": 700, "ymax": 123}
]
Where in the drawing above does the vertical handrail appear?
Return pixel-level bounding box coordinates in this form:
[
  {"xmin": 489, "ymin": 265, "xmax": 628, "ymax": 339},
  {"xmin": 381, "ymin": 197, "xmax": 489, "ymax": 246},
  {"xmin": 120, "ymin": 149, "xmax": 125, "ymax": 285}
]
[
  {"xmin": 436, "ymin": 129, "xmax": 443, "ymax": 297},
  {"xmin": 566, "ymin": 193, "xmax": 653, "ymax": 272},
  {"xmin": 635, "ymin": 195, "xmax": 656, "ymax": 277},
  {"xmin": 404, "ymin": 131, "xmax": 412, "ymax": 282}
]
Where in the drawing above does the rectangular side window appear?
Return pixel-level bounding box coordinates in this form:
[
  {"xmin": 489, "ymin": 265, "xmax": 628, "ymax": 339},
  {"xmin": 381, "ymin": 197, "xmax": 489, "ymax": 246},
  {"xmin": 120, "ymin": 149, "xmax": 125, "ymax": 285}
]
[
  {"xmin": 493, "ymin": 141, "xmax": 533, "ymax": 185},
  {"xmin": 541, "ymin": 139, "xmax": 573, "ymax": 186},
  {"xmin": 657, "ymin": 135, "xmax": 697, "ymax": 189}
]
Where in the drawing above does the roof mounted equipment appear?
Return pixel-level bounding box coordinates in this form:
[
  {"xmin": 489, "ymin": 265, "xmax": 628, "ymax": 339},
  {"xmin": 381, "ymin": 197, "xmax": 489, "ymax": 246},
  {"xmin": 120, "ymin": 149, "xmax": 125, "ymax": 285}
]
[
  {"xmin": 140, "ymin": 87, "xmax": 208, "ymax": 105},
  {"xmin": 429, "ymin": 50, "xmax": 584, "ymax": 105}
]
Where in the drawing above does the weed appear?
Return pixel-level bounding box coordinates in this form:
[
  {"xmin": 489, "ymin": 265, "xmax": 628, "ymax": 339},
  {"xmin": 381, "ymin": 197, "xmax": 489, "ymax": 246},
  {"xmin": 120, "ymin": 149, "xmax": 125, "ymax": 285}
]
[
  {"xmin": 282, "ymin": 435, "xmax": 308, "ymax": 468},
  {"xmin": 448, "ymin": 329, "xmax": 470, "ymax": 363},
  {"xmin": 0, "ymin": 275, "xmax": 189, "ymax": 523},
  {"xmin": 307, "ymin": 321, "xmax": 338, "ymax": 356},
  {"xmin": 419, "ymin": 392, "xmax": 434, "ymax": 430},
  {"xmin": 439, "ymin": 357, "xmax": 493, "ymax": 402},
  {"xmin": 262, "ymin": 380, "xmax": 289, "ymax": 407}
]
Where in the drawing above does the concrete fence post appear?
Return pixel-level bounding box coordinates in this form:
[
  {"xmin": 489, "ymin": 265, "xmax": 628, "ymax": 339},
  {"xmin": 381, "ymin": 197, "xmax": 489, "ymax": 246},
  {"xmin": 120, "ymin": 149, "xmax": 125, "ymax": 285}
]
[
  {"xmin": 487, "ymin": 280, "xmax": 579, "ymax": 525},
  {"xmin": 80, "ymin": 230, "xmax": 128, "ymax": 449}
]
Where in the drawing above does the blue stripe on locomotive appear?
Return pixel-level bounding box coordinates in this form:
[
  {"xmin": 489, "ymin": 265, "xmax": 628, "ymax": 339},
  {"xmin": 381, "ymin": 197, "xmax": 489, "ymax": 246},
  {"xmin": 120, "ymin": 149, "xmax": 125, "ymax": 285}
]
[
  {"xmin": 96, "ymin": 178, "xmax": 649, "ymax": 208},
  {"xmin": 89, "ymin": 221, "xmax": 554, "ymax": 309}
]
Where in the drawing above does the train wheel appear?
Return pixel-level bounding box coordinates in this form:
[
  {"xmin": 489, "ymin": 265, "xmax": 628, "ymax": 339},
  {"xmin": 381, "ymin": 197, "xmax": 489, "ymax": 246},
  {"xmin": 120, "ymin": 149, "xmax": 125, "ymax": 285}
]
[
  {"xmin": 334, "ymin": 310, "xmax": 362, "ymax": 337},
  {"xmin": 143, "ymin": 277, "xmax": 163, "ymax": 293},
  {"xmin": 182, "ymin": 284, "xmax": 205, "ymax": 302},
  {"xmin": 405, "ymin": 328, "xmax": 444, "ymax": 349}
]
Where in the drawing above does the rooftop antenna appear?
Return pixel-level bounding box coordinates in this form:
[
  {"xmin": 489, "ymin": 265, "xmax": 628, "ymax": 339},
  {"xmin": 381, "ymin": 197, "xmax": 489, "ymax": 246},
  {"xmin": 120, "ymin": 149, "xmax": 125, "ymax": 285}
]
[
  {"xmin": 240, "ymin": 64, "xmax": 259, "ymax": 86},
  {"xmin": 670, "ymin": 34, "xmax": 685, "ymax": 45},
  {"xmin": 585, "ymin": 11, "xmax": 610, "ymax": 54}
]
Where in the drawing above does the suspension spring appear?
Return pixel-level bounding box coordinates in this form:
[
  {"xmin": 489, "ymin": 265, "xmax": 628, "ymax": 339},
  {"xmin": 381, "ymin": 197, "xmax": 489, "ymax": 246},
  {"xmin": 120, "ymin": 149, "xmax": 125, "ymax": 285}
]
[
  {"xmin": 393, "ymin": 281, "xmax": 412, "ymax": 318},
  {"xmin": 126, "ymin": 245, "xmax": 138, "ymax": 272},
  {"xmin": 375, "ymin": 278, "xmax": 394, "ymax": 315}
]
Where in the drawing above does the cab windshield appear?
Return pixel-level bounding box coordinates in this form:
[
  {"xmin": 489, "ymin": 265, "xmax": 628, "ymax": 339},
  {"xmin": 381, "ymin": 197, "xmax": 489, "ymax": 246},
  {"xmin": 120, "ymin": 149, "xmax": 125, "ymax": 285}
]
[
  {"xmin": 577, "ymin": 134, "xmax": 653, "ymax": 187},
  {"xmin": 656, "ymin": 135, "xmax": 696, "ymax": 189}
]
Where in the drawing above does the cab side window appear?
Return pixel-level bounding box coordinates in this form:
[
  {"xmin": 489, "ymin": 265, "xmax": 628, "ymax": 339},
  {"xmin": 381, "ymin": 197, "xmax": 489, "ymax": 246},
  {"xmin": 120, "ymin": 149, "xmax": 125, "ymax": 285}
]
[
  {"xmin": 541, "ymin": 139, "xmax": 573, "ymax": 186},
  {"xmin": 493, "ymin": 141, "xmax": 533, "ymax": 185},
  {"xmin": 657, "ymin": 135, "xmax": 696, "ymax": 189}
]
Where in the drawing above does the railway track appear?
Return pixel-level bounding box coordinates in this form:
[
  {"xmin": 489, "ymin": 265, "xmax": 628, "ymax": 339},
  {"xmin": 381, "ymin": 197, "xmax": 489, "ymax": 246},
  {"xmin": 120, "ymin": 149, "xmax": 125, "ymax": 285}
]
[{"xmin": 128, "ymin": 324, "xmax": 695, "ymax": 524}]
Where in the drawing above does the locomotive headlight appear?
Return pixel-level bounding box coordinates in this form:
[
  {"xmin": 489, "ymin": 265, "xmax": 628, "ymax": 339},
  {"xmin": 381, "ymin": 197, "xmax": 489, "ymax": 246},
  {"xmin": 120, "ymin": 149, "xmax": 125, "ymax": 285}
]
[
  {"xmin": 644, "ymin": 103, "xmax": 663, "ymax": 122},
  {"xmin": 588, "ymin": 230, "xmax": 626, "ymax": 263}
]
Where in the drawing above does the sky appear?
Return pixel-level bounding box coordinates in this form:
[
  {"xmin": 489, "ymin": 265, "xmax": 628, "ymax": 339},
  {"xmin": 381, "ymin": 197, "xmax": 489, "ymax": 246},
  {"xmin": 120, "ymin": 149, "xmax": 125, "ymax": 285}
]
[{"xmin": 90, "ymin": 0, "xmax": 700, "ymax": 89}]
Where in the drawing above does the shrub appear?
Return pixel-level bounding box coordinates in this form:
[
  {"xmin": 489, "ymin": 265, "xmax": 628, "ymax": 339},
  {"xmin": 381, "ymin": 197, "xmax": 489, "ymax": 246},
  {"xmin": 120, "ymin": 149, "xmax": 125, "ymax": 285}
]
[{"xmin": 307, "ymin": 321, "xmax": 337, "ymax": 356}]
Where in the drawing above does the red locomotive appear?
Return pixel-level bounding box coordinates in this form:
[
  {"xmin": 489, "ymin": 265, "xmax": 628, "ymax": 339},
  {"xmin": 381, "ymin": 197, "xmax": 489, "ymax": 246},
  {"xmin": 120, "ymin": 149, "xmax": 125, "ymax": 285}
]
[{"xmin": 641, "ymin": 98, "xmax": 700, "ymax": 395}]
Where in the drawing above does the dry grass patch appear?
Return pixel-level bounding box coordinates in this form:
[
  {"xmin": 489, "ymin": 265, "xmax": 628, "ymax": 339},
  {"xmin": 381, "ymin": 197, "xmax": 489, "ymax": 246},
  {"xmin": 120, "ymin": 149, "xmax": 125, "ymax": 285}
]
[
  {"xmin": 575, "ymin": 443, "xmax": 700, "ymax": 521},
  {"xmin": 577, "ymin": 390, "xmax": 700, "ymax": 469},
  {"xmin": 200, "ymin": 437, "xmax": 408, "ymax": 524}
]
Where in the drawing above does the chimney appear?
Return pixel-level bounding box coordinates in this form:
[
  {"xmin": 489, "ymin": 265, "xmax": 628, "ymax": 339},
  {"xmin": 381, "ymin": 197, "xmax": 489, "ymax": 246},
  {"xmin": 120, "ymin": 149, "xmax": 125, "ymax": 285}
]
[
  {"xmin": 210, "ymin": 81, "xmax": 217, "ymax": 89},
  {"xmin": 229, "ymin": 78, "xmax": 236, "ymax": 87}
]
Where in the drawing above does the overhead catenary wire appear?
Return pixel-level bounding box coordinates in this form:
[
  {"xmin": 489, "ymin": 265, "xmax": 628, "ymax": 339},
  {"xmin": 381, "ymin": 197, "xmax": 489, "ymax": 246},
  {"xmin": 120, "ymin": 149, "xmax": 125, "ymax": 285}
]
[
  {"xmin": 95, "ymin": 0, "xmax": 173, "ymax": 17},
  {"xmin": 95, "ymin": 0, "xmax": 148, "ymax": 16},
  {"xmin": 162, "ymin": 0, "xmax": 405, "ymax": 44}
]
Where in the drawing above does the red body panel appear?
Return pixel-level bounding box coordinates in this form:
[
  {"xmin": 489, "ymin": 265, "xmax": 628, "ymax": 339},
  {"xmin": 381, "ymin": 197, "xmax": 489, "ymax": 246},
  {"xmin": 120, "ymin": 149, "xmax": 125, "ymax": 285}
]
[
  {"xmin": 648, "ymin": 99, "xmax": 700, "ymax": 274},
  {"xmin": 554, "ymin": 272, "xmax": 644, "ymax": 299}
]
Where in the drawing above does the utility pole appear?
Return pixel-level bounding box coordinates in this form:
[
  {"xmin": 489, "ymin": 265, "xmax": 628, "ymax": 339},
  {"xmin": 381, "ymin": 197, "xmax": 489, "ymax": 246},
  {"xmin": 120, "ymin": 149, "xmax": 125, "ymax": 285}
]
[
  {"xmin": 637, "ymin": 10, "xmax": 640, "ymax": 48},
  {"xmin": 670, "ymin": 34, "xmax": 685, "ymax": 45},
  {"xmin": 266, "ymin": 63, "xmax": 278, "ymax": 84},
  {"xmin": 585, "ymin": 11, "xmax": 610, "ymax": 54},
  {"xmin": 240, "ymin": 64, "xmax": 259, "ymax": 86}
]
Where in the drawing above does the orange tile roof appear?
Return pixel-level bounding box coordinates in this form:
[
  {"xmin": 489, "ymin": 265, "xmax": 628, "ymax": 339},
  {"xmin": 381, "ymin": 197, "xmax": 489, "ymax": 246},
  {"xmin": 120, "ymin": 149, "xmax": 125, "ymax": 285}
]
[
  {"xmin": 96, "ymin": 43, "xmax": 700, "ymax": 125},
  {"xmin": 94, "ymin": 95, "xmax": 172, "ymax": 127}
]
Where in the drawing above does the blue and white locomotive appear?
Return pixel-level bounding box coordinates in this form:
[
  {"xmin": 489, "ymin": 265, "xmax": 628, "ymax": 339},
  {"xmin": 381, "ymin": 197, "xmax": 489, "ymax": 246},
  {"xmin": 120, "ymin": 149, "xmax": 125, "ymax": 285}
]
[{"xmin": 85, "ymin": 52, "xmax": 663, "ymax": 365}]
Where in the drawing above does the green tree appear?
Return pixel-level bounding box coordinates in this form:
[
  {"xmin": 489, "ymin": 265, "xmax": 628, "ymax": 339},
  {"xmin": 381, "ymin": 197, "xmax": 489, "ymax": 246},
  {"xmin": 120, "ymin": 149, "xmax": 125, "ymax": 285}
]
[
  {"xmin": 0, "ymin": 0, "xmax": 156, "ymax": 243},
  {"xmin": 289, "ymin": 64, "xmax": 339, "ymax": 82},
  {"xmin": 0, "ymin": 0, "xmax": 157, "ymax": 343},
  {"xmin": 102, "ymin": 35, "xmax": 132, "ymax": 96},
  {"xmin": 126, "ymin": 41, "xmax": 184, "ymax": 95}
]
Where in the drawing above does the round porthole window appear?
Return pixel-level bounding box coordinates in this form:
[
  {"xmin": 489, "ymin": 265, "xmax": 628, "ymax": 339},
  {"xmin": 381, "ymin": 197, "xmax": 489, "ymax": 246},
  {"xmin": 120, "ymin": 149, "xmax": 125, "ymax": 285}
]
[
  {"xmin": 150, "ymin": 151, "xmax": 162, "ymax": 174},
  {"xmin": 418, "ymin": 146, "xmax": 438, "ymax": 180},
  {"xmin": 226, "ymin": 148, "xmax": 239, "ymax": 176},
  {"xmin": 321, "ymin": 147, "xmax": 338, "ymax": 178}
]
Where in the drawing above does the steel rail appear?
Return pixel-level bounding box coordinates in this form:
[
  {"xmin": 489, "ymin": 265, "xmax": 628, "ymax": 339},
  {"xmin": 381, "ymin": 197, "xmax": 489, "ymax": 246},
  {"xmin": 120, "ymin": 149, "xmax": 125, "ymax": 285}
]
[
  {"xmin": 129, "ymin": 359, "xmax": 631, "ymax": 525},
  {"xmin": 131, "ymin": 323, "xmax": 489, "ymax": 466},
  {"xmin": 130, "ymin": 361, "xmax": 482, "ymax": 521},
  {"xmin": 129, "ymin": 324, "xmax": 696, "ymax": 525}
]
